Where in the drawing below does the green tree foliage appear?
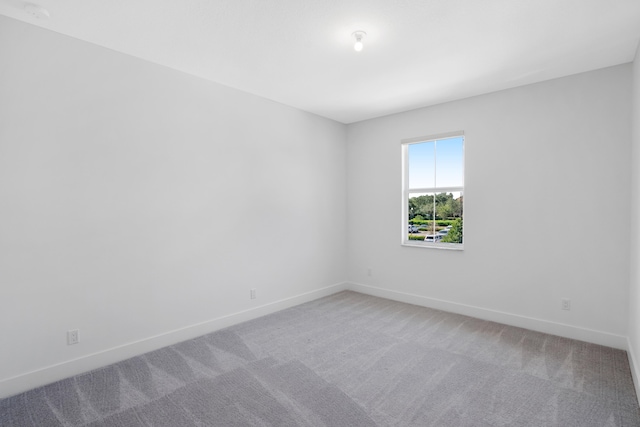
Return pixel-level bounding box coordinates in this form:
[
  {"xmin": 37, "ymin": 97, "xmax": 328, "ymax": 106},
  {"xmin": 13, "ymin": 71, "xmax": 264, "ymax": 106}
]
[
  {"xmin": 419, "ymin": 203, "xmax": 434, "ymax": 220},
  {"xmin": 408, "ymin": 195, "xmax": 433, "ymax": 219},
  {"xmin": 408, "ymin": 193, "xmax": 462, "ymax": 220},
  {"xmin": 436, "ymin": 203, "xmax": 453, "ymax": 220},
  {"xmin": 441, "ymin": 218, "xmax": 463, "ymax": 243}
]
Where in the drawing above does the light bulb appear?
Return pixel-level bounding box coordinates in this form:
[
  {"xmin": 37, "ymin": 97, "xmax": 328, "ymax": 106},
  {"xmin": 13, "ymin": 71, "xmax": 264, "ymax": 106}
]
[{"xmin": 352, "ymin": 31, "xmax": 366, "ymax": 52}]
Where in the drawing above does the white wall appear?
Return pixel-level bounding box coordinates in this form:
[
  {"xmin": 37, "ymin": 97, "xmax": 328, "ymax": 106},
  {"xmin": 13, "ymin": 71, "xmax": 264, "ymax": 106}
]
[
  {"xmin": 0, "ymin": 16, "xmax": 347, "ymax": 397},
  {"xmin": 347, "ymin": 65, "xmax": 632, "ymax": 347},
  {"xmin": 629, "ymin": 43, "xmax": 640, "ymax": 396}
]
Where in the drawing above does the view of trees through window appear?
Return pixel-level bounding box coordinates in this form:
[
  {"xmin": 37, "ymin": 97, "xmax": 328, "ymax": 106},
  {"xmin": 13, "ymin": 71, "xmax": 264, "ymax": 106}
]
[
  {"xmin": 408, "ymin": 192, "xmax": 463, "ymax": 243},
  {"xmin": 403, "ymin": 134, "xmax": 464, "ymax": 246}
]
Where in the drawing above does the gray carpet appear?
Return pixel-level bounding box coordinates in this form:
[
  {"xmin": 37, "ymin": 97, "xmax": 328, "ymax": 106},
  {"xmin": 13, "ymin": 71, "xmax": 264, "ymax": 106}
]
[{"xmin": 2, "ymin": 291, "xmax": 639, "ymax": 426}]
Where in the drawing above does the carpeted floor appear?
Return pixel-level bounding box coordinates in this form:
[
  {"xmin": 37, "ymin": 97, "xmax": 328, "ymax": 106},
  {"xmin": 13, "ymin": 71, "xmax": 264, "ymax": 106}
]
[{"xmin": 1, "ymin": 291, "xmax": 639, "ymax": 426}]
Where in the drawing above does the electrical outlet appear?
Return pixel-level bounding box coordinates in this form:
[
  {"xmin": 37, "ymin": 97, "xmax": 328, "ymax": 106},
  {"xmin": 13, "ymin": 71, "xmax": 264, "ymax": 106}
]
[
  {"xmin": 67, "ymin": 329, "xmax": 79, "ymax": 345},
  {"xmin": 250, "ymin": 288, "xmax": 256, "ymax": 299},
  {"xmin": 561, "ymin": 299, "xmax": 571, "ymax": 311}
]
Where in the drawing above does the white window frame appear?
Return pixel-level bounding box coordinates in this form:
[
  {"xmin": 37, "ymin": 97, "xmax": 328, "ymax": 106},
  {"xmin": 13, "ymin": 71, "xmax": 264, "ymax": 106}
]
[{"xmin": 401, "ymin": 131, "xmax": 465, "ymax": 250}]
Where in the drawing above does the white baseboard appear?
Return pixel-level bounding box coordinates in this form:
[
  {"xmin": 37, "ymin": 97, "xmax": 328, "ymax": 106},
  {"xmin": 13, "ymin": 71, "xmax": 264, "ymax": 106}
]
[
  {"xmin": 2, "ymin": 281, "xmax": 631, "ymax": 400},
  {"xmin": 0, "ymin": 282, "xmax": 348, "ymax": 399},
  {"xmin": 346, "ymin": 282, "xmax": 628, "ymax": 349},
  {"xmin": 627, "ymin": 337, "xmax": 640, "ymax": 401}
]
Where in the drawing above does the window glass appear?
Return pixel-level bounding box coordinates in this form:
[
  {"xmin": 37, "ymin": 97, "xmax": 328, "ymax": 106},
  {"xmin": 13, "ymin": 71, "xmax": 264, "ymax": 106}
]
[
  {"xmin": 435, "ymin": 137, "xmax": 464, "ymax": 188},
  {"xmin": 408, "ymin": 143, "xmax": 435, "ymax": 189},
  {"xmin": 403, "ymin": 134, "xmax": 464, "ymax": 248}
]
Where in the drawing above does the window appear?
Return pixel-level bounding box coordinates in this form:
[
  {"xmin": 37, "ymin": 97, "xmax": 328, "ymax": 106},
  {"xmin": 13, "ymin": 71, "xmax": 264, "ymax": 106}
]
[{"xmin": 402, "ymin": 132, "xmax": 464, "ymax": 249}]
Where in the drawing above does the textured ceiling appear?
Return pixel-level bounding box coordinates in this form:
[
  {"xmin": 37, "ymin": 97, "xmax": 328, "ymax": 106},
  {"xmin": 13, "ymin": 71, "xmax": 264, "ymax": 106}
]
[{"xmin": 1, "ymin": 0, "xmax": 639, "ymax": 123}]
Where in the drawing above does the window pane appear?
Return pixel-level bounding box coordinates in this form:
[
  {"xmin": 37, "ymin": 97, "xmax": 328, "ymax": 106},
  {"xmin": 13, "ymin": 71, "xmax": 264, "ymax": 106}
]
[
  {"xmin": 435, "ymin": 136, "xmax": 464, "ymax": 188},
  {"xmin": 408, "ymin": 142, "xmax": 434, "ymax": 189},
  {"xmin": 408, "ymin": 193, "xmax": 436, "ymax": 239},
  {"xmin": 408, "ymin": 191, "xmax": 463, "ymax": 244},
  {"xmin": 438, "ymin": 191, "xmax": 463, "ymax": 244}
]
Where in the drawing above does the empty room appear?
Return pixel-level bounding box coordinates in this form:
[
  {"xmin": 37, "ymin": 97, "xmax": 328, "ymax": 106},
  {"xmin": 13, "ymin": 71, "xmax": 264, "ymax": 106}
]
[{"xmin": 2, "ymin": 0, "xmax": 640, "ymax": 425}]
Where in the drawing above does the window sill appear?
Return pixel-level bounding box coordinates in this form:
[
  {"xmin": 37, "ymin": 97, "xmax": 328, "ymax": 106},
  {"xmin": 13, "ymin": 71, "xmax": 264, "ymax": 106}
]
[{"xmin": 401, "ymin": 241, "xmax": 464, "ymax": 251}]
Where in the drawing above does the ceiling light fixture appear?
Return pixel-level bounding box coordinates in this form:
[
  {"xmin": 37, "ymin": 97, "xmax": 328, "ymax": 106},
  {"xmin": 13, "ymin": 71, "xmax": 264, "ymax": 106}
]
[{"xmin": 352, "ymin": 31, "xmax": 367, "ymax": 52}]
